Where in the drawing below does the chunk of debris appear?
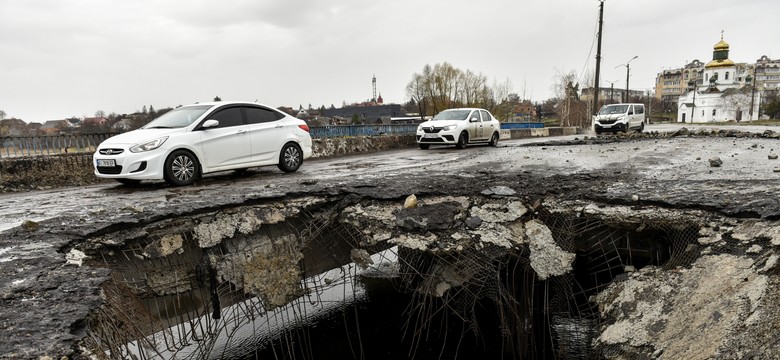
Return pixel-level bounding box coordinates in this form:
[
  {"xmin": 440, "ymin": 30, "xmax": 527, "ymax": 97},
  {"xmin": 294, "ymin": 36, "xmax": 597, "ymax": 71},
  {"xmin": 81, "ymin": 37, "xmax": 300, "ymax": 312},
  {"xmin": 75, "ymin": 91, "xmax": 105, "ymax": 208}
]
[
  {"xmin": 350, "ymin": 248, "xmax": 374, "ymax": 269},
  {"xmin": 525, "ymin": 220, "xmax": 575, "ymax": 280},
  {"xmin": 464, "ymin": 216, "xmax": 483, "ymax": 229},
  {"xmin": 709, "ymin": 157, "xmax": 723, "ymax": 167},
  {"xmin": 143, "ymin": 234, "xmax": 184, "ymax": 258},
  {"xmin": 396, "ymin": 202, "xmax": 459, "ymax": 231},
  {"xmin": 672, "ymin": 128, "xmax": 690, "ymax": 137},
  {"xmin": 65, "ymin": 249, "xmax": 86, "ymax": 266},
  {"xmin": 21, "ymin": 220, "xmax": 39, "ymax": 232},
  {"xmin": 481, "ymin": 186, "xmax": 516, "ymax": 197},
  {"xmin": 769, "ymin": 153, "xmax": 778, "ymax": 160},
  {"xmin": 404, "ymin": 194, "xmax": 418, "ymax": 209}
]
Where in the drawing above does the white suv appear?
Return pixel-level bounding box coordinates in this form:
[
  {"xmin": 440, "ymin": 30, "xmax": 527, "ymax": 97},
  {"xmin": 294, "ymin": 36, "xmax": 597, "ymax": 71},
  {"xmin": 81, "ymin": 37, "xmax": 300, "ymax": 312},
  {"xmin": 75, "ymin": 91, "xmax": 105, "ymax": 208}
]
[{"xmin": 416, "ymin": 108, "xmax": 501, "ymax": 149}]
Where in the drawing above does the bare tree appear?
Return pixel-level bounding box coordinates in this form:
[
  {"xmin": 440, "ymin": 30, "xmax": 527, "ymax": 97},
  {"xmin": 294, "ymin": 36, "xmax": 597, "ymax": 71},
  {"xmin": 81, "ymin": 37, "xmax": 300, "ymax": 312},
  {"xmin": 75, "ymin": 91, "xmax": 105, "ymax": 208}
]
[
  {"xmin": 0, "ymin": 109, "xmax": 6, "ymax": 120},
  {"xmin": 552, "ymin": 69, "xmax": 589, "ymax": 127},
  {"xmin": 405, "ymin": 73, "xmax": 429, "ymax": 119},
  {"xmin": 490, "ymin": 77, "xmax": 514, "ymax": 121},
  {"xmin": 406, "ymin": 62, "xmax": 513, "ymax": 120},
  {"xmin": 722, "ymin": 90, "xmax": 752, "ymax": 122}
]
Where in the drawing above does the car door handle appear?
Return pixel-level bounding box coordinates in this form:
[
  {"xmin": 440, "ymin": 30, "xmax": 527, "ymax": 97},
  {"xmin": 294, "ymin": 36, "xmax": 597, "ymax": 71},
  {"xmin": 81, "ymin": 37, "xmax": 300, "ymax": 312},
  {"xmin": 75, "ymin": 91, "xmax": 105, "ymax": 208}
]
[
  {"xmin": 274, "ymin": 124, "xmax": 284, "ymax": 128},
  {"xmin": 236, "ymin": 130, "xmax": 246, "ymax": 134}
]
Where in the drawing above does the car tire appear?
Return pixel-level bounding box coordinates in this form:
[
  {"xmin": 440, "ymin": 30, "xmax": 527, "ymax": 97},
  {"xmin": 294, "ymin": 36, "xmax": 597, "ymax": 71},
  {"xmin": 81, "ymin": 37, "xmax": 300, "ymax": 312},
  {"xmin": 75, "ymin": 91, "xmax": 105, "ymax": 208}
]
[
  {"xmin": 456, "ymin": 132, "xmax": 468, "ymax": 149},
  {"xmin": 164, "ymin": 150, "xmax": 199, "ymax": 186},
  {"xmin": 639, "ymin": 122, "xmax": 645, "ymax": 133},
  {"xmin": 115, "ymin": 178, "xmax": 141, "ymax": 186},
  {"xmin": 419, "ymin": 143, "xmax": 430, "ymax": 150},
  {"xmin": 278, "ymin": 142, "xmax": 302, "ymax": 173},
  {"xmin": 595, "ymin": 130, "xmax": 602, "ymax": 135},
  {"xmin": 489, "ymin": 132, "xmax": 499, "ymax": 147}
]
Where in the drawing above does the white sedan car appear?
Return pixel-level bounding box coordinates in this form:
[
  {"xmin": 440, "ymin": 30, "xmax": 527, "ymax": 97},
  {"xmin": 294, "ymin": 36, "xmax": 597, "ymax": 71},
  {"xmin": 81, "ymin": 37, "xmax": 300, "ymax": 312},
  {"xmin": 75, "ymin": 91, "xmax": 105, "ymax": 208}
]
[
  {"xmin": 416, "ymin": 108, "xmax": 501, "ymax": 149},
  {"xmin": 94, "ymin": 101, "xmax": 313, "ymax": 186}
]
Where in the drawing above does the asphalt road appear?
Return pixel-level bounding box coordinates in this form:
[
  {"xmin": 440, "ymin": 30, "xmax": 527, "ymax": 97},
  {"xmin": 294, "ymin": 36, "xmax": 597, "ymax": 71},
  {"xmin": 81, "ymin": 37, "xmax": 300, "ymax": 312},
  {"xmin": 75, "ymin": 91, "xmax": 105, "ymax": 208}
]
[{"xmin": 2, "ymin": 123, "xmax": 780, "ymax": 233}]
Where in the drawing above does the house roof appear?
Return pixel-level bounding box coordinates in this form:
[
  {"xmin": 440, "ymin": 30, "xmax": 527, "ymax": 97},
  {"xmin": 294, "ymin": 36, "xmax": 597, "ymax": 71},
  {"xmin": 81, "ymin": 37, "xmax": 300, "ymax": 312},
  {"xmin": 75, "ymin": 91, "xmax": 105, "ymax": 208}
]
[{"xmin": 41, "ymin": 120, "xmax": 66, "ymax": 129}]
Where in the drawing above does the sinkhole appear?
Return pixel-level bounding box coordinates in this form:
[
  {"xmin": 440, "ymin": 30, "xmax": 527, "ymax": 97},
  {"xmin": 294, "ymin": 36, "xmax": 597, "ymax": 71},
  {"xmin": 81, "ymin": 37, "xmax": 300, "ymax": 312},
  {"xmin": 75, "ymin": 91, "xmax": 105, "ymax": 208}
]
[{"xmin": 76, "ymin": 196, "xmax": 700, "ymax": 359}]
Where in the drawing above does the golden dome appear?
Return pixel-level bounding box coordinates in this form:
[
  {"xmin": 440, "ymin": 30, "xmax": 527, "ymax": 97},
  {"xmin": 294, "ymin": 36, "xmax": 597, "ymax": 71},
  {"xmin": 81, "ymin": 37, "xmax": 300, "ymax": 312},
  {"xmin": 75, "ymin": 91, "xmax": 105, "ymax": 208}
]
[
  {"xmin": 713, "ymin": 39, "xmax": 729, "ymax": 51},
  {"xmin": 706, "ymin": 33, "xmax": 733, "ymax": 68},
  {"xmin": 705, "ymin": 58, "xmax": 735, "ymax": 68}
]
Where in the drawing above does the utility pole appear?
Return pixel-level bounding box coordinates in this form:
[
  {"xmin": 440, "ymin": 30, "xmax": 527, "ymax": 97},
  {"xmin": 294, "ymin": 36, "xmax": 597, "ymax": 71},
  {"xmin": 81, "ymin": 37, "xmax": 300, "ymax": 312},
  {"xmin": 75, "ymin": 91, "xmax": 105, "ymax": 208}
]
[
  {"xmin": 748, "ymin": 65, "xmax": 758, "ymax": 123},
  {"xmin": 592, "ymin": 0, "xmax": 604, "ymax": 114},
  {"xmin": 605, "ymin": 80, "xmax": 619, "ymax": 104},
  {"xmin": 688, "ymin": 80, "xmax": 697, "ymax": 122},
  {"xmin": 616, "ymin": 56, "xmax": 638, "ymax": 102}
]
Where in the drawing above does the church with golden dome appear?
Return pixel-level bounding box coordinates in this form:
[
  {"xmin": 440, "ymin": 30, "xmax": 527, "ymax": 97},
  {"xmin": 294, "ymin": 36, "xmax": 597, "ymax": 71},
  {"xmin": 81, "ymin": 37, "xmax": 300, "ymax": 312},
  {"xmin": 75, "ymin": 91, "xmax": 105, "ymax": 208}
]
[{"xmin": 677, "ymin": 34, "xmax": 761, "ymax": 122}]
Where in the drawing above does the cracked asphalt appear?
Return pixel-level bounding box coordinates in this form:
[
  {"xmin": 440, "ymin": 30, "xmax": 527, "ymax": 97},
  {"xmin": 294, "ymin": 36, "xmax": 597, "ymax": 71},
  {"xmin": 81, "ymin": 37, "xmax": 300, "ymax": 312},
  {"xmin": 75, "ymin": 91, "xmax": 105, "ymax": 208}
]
[{"xmin": 2, "ymin": 123, "xmax": 780, "ymax": 357}]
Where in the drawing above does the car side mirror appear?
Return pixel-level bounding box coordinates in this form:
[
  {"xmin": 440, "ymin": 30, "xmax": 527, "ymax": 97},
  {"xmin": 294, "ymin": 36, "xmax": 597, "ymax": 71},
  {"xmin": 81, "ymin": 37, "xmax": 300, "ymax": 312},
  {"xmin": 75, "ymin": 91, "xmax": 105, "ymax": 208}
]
[
  {"xmin": 202, "ymin": 119, "xmax": 220, "ymax": 128},
  {"xmin": 628, "ymin": 111, "xmax": 633, "ymax": 115},
  {"xmin": 470, "ymin": 117, "xmax": 479, "ymax": 122}
]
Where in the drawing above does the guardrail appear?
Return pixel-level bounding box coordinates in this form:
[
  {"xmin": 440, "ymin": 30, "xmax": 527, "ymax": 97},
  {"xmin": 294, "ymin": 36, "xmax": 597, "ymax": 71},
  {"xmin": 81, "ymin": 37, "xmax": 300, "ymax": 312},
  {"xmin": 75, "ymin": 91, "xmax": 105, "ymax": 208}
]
[
  {"xmin": 0, "ymin": 133, "xmax": 116, "ymax": 159},
  {"xmin": 309, "ymin": 124, "xmax": 419, "ymax": 138},
  {"xmin": 500, "ymin": 122, "xmax": 545, "ymax": 129},
  {"xmin": 0, "ymin": 123, "xmax": 545, "ymax": 159}
]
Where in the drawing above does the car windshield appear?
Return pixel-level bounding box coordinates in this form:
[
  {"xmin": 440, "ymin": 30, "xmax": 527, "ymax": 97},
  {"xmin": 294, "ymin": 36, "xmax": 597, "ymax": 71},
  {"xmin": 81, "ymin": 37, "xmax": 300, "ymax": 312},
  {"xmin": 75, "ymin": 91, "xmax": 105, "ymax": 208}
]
[
  {"xmin": 143, "ymin": 106, "xmax": 211, "ymax": 129},
  {"xmin": 598, "ymin": 105, "xmax": 629, "ymax": 115},
  {"xmin": 432, "ymin": 110, "xmax": 472, "ymax": 121}
]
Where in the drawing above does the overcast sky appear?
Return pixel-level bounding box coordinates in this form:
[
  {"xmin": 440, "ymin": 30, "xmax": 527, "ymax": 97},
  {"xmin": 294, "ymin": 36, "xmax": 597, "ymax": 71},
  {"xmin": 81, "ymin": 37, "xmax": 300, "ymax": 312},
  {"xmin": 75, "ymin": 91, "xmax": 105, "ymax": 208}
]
[{"xmin": 1, "ymin": 0, "xmax": 778, "ymax": 123}]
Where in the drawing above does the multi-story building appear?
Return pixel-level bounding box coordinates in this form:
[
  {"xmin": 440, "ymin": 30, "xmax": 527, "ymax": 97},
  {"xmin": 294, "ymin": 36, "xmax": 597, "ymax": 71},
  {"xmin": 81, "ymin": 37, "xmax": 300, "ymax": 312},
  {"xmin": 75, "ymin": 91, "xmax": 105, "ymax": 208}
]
[
  {"xmin": 754, "ymin": 55, "xmax": 780, "ymax": 93},
  {"xmin": 656, "ymin": 60, "xmax": 704, "ymax": 103}
]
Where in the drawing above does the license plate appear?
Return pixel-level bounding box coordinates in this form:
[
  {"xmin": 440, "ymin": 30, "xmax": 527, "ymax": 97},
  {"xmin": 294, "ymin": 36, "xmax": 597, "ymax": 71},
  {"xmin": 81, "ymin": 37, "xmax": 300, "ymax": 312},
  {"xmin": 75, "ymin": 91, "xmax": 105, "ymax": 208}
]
[
  {"xmin": 424, "ymin": 133, "xmax": 439, "ymax": 139},
  {"xmin": 97, "ymin": 159, "xmax": 116, "ymax": 167}
]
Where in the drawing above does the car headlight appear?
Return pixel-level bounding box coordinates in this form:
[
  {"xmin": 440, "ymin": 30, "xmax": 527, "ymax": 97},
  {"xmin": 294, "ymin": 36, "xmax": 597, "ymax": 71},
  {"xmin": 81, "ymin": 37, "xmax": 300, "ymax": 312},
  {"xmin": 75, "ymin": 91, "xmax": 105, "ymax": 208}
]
[
  {"xmin": 130, "ymin": 136, "xmax": 168, "ymax": 153},
  {"xmin": 443, "ymin": 125, "xmax": 457, "ymax": 131}
]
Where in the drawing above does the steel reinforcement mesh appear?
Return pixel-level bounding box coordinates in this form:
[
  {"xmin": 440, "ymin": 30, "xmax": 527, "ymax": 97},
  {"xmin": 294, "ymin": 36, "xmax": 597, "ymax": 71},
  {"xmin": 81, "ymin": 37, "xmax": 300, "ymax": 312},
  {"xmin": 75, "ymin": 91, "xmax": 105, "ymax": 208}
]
[{"xmin": 84, "ymin": 200, "xmax": 740, "ymax": 360}]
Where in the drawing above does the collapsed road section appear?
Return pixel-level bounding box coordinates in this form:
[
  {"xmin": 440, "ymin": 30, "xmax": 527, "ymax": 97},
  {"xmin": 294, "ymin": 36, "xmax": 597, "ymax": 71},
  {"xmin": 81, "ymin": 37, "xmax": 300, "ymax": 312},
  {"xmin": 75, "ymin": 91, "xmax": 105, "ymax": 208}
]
[{"xmin": 2, "ymin": 129, "xmax": 780, "ymax": 359}]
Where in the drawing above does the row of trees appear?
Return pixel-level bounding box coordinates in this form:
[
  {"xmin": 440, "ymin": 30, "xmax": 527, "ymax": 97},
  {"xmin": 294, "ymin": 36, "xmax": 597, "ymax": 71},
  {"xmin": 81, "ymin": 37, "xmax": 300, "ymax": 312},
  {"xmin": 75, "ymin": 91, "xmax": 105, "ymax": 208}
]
[
  {"xmin": 403, "ymin": 63, "xmax": 602, "ymax": 128},
  {"xmin": 405, "ymin": 62, "xmax": 514, "ymax": 121}
]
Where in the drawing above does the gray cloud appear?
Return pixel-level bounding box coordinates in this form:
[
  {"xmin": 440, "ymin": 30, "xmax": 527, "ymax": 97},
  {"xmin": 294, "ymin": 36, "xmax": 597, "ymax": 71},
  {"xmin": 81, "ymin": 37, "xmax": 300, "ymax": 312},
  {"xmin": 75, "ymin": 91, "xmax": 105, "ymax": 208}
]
[{"xmin": 0, "ymin": 0, "xmax": 778, "ymax": 121}]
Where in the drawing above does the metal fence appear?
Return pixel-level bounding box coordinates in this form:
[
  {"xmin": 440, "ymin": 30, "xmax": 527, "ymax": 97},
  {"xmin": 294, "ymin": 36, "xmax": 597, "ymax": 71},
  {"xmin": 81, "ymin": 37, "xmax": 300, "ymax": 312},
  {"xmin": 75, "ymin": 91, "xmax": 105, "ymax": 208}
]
[
  {"xmin": 500, "ymin": 122, "xmax": 544, "ymax": 129},
  {"xmin": 0, "ymin": 133, "xmax": 116, "ymax": 159},
  {"xmin": 308, "ymin": 124, "xmax": 419, "ymax": 138},
  {"xmin": 0, "ymin": 123, "xmax": 547, "ymax": 159}
]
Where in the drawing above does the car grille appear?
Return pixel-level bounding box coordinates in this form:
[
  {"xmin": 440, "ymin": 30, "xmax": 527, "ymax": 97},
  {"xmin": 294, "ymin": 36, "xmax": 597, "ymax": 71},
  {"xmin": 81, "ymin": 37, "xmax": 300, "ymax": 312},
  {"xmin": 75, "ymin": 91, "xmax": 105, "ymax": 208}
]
[
  {"xmin": 97, "ymin": 166, "xmax": 123, "ymax": 175},
  {"xmin": 418, "ymin": 137, "xmax": 445, "ymax": 143},
  {"xmin": 99, "ymin": 148, "xmax": 124, "ymax": 155},
  {"xmin": 422, "ymin": 127, "xmax": 443, "ymax": 133},
  {"xmin": 598, "ymin": 120, "xmax": 617, "ymax": 125}
]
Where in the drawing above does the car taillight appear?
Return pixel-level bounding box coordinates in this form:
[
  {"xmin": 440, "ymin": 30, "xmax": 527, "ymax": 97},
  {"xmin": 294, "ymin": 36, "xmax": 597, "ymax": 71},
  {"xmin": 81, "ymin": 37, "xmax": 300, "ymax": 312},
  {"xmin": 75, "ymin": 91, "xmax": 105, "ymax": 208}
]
[{"xmin": 298, "ymin": 124, "xmax": 310, "ymax": 132}]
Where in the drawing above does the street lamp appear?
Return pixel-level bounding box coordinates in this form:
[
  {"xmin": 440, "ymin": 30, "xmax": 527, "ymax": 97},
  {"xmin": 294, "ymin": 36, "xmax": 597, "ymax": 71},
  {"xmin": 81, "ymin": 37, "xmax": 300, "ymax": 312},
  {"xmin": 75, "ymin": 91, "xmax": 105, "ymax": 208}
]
[{"xmin": 616, "ymin": 56, "xmax": 638, "ymax": 102}]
